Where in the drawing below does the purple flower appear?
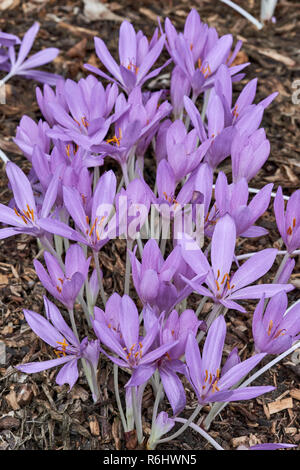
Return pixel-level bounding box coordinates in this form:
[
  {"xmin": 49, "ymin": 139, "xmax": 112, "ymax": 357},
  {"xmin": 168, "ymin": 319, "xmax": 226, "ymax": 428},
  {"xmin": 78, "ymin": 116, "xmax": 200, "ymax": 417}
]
[
  {"xmin": 213, "ymin": 64, "xmax": 277, "ymax": 129},
  {"xmin": 84, "ymin": 21, "xmax": 169, "ymax": 93},
  {"xmin": 92, "ymin": 294, "xmax": 178, "ymax": 379},
  {"xmin": 0, "ymin": 22, "xmax": 60, "ymax": 85},
  {"xmin": 45, "ymin": 76, "xmax": 120, "ymax": 150},
  {"xmin": 34, "ymin": 244, "xmax": 91, "ymax": 309},
  {"xmin": 16, "ymin": 297, "xmax": 99, "ymax": 390},
  {"xmin": 211, "ymin": 171, "xmax": 273, "ymax": 238},
  {"xmin": 231, "ymin": 128, "xmax": 270, "ymax": 183},
  {"xmin": 39, "ymin": 170, "xmax": 117, "ymax": 252},
  {"xmin": 252, "ymin": 293, "xmax": 300, "ymax": 355},
  {"xmin": 163, "ymin": 9, "xmax": 248, "ymax": 98},
  {"xmin": 148, "ymin": 412, "xmax": 175, "ymax": 448},
  {"xmin": 274, "ymin": 187, "xmax": 300, "ymax": 254},
  {"xmin": 130, "ymin": 239, "xmax": 206, "ymax": 312},
  {"xmin": 165, "ymin": 119, "xmax": 210, "ymax": 181},
  {"xmin": 14, "ymin": 116, "xmax": 51, "ymax": 162},
  {"xmin": 184, "ymin": 95, "xmax": 235, "ymax": 170},
  {"xmin": 115, "ymin": 178, "xmax": 151, "ymax": 240},
  {"xmin": 185, "ymin": 315, "xmax": 275, "ymax": 405},
  {"xmin": 179, "ymin": 214, "xmax": 294, "ymax": 313},
  {"xmin": 125, "ymin": 306, "xmax": 204, "ymax": 415},
  {"xmin": 0, "ymin": 162, "xmax": 59, "ymax": 241},
  {"xmin": 91, "ymin": 87, "xmax": 171, "ymax": 167}
]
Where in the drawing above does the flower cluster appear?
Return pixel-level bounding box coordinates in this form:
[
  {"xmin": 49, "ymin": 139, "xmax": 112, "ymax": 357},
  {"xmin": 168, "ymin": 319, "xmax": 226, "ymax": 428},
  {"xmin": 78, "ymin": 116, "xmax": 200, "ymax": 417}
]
[{"xmin": 2, "ymin": 9, "xmax": 299, "ymax": 451}]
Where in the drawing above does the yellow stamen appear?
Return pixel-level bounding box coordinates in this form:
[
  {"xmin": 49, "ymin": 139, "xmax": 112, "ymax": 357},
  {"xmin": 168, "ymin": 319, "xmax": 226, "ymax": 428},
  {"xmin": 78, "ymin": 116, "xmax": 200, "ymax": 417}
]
[
  {"xmin": 81, "ymin": 116, "xmax": 89, "ymax": 129},
  {"xmin": 106, "ymin": 128, "xmax": 122, "ymax": 146},
  {"xmin": 89, "ymin": 218, "xmax": 98, "ymax": 237},
  {"xmin": 267, "ymin": 320, "xmax": 273, "ymax": 336},
  {"xmin": 66, "ymin": 144, "xmax": 71, "ymax": 158}
]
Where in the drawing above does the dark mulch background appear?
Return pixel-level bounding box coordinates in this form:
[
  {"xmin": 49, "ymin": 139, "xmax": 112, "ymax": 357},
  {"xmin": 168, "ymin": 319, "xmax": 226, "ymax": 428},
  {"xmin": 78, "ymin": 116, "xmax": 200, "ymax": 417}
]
[{"xmin": 0, "ymin": 0, "xmax": 299, "ymax": 451}]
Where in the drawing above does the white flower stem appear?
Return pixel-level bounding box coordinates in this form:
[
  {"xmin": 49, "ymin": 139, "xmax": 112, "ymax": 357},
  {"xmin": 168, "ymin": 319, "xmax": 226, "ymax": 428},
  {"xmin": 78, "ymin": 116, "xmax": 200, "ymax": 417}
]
[
  {"xmin": 124, "ymin": 239, "xmax": 133, "ymax": 295},
  {"xmin": 236, "ymin": 250, "xmax": 300, "ymax": 260},
  {"xmin": 219, "ymin": 0, "xmax": 263, "ymax": 30},
  {"xmin": 175, "ymin": 417, "xmax": 224, "ymax": 450},
  {"xmin": 93, "ymin": 250, "xmax": 107, "ymax": 307},
  {"xmin": 132, "ymin": 386, "xmax": 144, "ymax": 444},
  {"xmin": 114, "ymin": 364, "xmax": 128, "ymax": 432}
]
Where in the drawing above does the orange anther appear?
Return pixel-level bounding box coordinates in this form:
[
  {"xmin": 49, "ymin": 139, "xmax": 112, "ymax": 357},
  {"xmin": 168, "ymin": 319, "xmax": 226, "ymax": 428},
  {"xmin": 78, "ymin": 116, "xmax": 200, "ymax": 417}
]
[{"xmin": 267, "ymin": 320, "xmax": 273, "ymax": 336}]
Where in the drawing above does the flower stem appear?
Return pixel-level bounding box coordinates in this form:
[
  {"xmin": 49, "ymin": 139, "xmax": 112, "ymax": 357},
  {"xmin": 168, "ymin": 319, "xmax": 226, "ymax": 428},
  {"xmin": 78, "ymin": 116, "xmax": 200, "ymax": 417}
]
[
  {"xmin": 219, "ymin": 0, "xmax": 263, "ymax": 29},
  {"xmin": 121, "ymin": 162, "xmax": 130, "ymax": 188},
  {"xmin": 93, "ymin": 250, "xmax": 107, "ymax": 307},
  {"xmin": 131, "ymin": 386, "xmax": 144, "ymax": 444},
  {"xmin": 272, "ymin": 252, "xmax": 290, "ymax": 284},
  {"xmin": 175, "ymin": 417, "xmax": 224, "ymax": 450},
  {"xmin": 151, "ymin": 382, "xmax": 164, "ymax": 430},
  {"xmin": 197, "ymin": 303, "xmax": 222, "ymax": 344},
  {"xmin": 114, "ymin": 364, "xmax": 128, "ymax": 432},
  {"xmin": 124, "ymin": 240, "xmax": 133, "ymax": 295},
  {"xmin": 39, "ymin": 236, "xmax": 63, "ymax": 269}
]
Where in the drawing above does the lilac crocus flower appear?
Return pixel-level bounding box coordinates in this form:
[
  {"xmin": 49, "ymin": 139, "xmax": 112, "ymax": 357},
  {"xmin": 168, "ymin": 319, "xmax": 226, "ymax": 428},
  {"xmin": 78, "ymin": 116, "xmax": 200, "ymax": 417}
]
[
  {"xmin": 183, "ymin": 95, "xmax": 235, "ymax": 170},
  {"xmin": 45, "ymin": 76, "xmax": 120, "ymax": 150},
  {"xmin": 124, "ymin": 306, "xmax": 205, "ymax": 415},
  {"xmin": 0, "ymin": 31, "xmax": 21, "ymax": 48},
  {"xmin": 84, "ymin": 21, "xmax": 169, "ymax": 94},
  {"xmin": 92, "ymin": 294, "xmax": 178, "ymax": 379},
  {"xmin": 34, "ymin": 244, "xmax": 91, "ymax": 309},
  {"xmin": 0, "ymin": 22, "xmax": 60, "ymax": 85},
  {"xmin": 274, "ymin": 187, "xmax": 300, "ymax": 254},
  {"xmin": 213, "ymin": 64, "xmax": 278, "ymax": 129},
  {"xmin": 91, "ymin": 87, "xmax": 171, "ymax": 168},
  {"xmin": 39, "ymin": 170, "xmax": 117, "ymax": 251},
  {"xmin": 163, "ymin": 9, "xmax": 248, "ymax": 98},
  {"xmin": 115, "ymin": 178, "xmax": 151, "ymax": 240},
  {"xmin": 14, "ymin": 116, "xmax": 51, "ymax": 162},
  {"xmin": 16, "ymin": 297, "xmax": 99, "ymax": 391},
  {"xmin": 0, "ymin": 162, "xmax": 59, "ymax": 241},
  {"xmin": 148, "ymin": 411, "xmax": 175, "ymax": 448},
  {"xmin": 231, "ymin": 128, "xmax": 270, "ymax": 183},
  {"xmin": 252, "ymin": 293, "xmax": 300, "ymax": 355},
  {"xmin": 129, "ymin": 239, "xmax": 207, "ymax": 313},
  {"xmin": 210, "ymin": 171, "xmax": 273, "ymax": 238},
  {"xmin": 155, "ymin": 309, "xmax": 204, "ymax": 414},
  {"xmin": 165, "ymin": 119, "xmax": 210, "ymax": 181},
  {"xmin": 179, "ymin": 214, "xmax": 294, "ymax": 313},
  {"xmin": 185, "ymin": 315, "xmax": 275, "ymax": 405}
]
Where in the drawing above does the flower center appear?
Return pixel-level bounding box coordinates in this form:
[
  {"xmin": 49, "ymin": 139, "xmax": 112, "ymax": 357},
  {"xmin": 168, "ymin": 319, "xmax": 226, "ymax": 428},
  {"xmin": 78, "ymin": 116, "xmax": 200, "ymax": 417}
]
[
  {"xmin": 14, "ymin": 204, "xmax": 35, "ymax": 224},
  {"xmin": 197, "ymin": 58, "xmax": 211, "ymax": 78},
  {"xmin": 215, "ymin": 270, "xmax": 235, "ymax": 295},
  {"xmin": 54, "ymin": 338, "xmax": 69, "ymax": 357},
  {"xmin": 106, "ymin": 128, "xmax": 122, "ymax": 147},
  {"xmin": 126, "ymin": 60, "xmax": 139, "ymax": 75},
  {"xmin": 201, "ymin": 368, "xmax": 220, "ymax": 397},
  {"xmin": 267, "ymin": 320, "xmax": 286, "ymax": 339},
  {"xmin": 123, "ymin": 342, "xmax": 143, "ymax": 366}
]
